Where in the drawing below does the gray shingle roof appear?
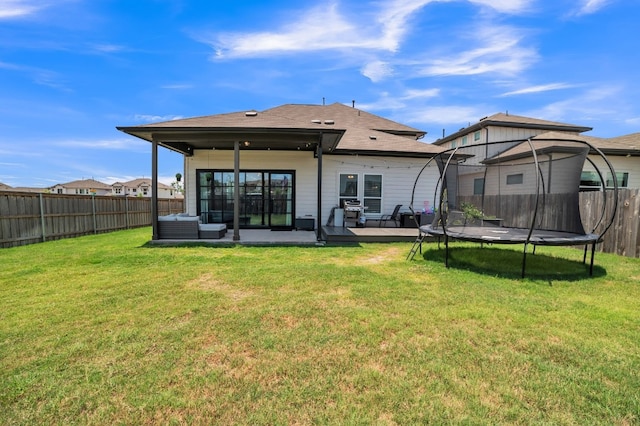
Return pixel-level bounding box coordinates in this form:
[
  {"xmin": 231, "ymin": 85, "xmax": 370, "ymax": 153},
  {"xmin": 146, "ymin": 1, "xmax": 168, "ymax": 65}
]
[
  {"xmin": 433, "ymin": 112, "xmax": 593, "ymax": 145},
  {"xmin": 118, "ymin": 102, "xmax": 441, "ymax": 157},
  {"xmin": 55, "ymin": 178, "xmax": 112, "ymax": 190}
]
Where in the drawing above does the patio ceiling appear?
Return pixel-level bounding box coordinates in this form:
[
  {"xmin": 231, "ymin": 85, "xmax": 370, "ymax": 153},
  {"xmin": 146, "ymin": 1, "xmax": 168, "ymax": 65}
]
[{"xmin": 116, "ymin": 126, "xmax": 345, "ymax": 156}]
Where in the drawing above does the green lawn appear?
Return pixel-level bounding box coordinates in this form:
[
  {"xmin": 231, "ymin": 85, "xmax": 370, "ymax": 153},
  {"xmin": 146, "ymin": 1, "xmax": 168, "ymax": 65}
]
[{"xmin": 1, "ymin": 228, "xmax": 639, "ymax": 425}]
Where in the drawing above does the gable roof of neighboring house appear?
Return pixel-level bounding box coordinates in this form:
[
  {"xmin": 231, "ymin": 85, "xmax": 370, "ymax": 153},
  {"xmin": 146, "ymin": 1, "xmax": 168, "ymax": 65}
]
[
  {"xmin": 432, "ymin": 113, "xmax": 593, "ymax": 146},
  {"xmin": 53, "ymin": 178, "xmax": 112, "ymax": 190},
  {"xmin": 113, "ymin": 178, "xmax": 172, "ymax": 190},
  {"xmin": 4, "ymin": 186, "xmax": 47, "ymax": 193},
  {"xmin": 0, "ymin": 182, "xmax": 11, "ymax": 190},
  {"xmin": 592, "ymin": 132, "xmax": 640, "ymax": 156},
  {"xmin": 483, "ymin": 133, "xmax": 595, "ymax": 164},
  {"xmin": 481, "ymin": 131, "xmax": 640, "ymax": 164},
  {"xmin": 117, "ymin": 102, "xmax": 441, "ymax": 158}
]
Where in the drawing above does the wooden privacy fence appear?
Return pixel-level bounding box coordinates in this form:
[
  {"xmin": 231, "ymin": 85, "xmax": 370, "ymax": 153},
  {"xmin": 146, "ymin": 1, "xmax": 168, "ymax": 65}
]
[
  {"xmin": 0, "ymin": 191, "xmax": 184, "ymax": 248},
  {"xmin": 458, "ymin": 188, "xmax": 639, "ymax": 258}
]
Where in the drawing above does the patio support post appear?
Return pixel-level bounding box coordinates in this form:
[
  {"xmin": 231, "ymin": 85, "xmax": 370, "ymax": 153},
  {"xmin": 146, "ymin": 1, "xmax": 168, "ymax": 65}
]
[
  {"xmin": 233, "ymin": 140, "xmax": 240, "ymax": 241},
  {"xmin": 316, "ymin": 135, "xmax": 323, "ymax": 241},
  {"xmin": 151, "ymin": 138, "xmax": 159, "ymax": 240}
]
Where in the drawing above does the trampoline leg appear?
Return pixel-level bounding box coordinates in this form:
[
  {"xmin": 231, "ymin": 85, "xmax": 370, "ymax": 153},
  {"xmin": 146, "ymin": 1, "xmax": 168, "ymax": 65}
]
[
  {"xmin": 589, "ymin": 242, "xmax": 596, "ymax": 276},
  {"xmin": 521, "ymin": 244, "xmax": 528, "ymax": 278},
  {"xmin": 583, "ymin": 245, "xmax": 588, "ymax": 264},
  {"xmin": 445, "ymin": 236, "xmax": 449, "ymax": 268}
]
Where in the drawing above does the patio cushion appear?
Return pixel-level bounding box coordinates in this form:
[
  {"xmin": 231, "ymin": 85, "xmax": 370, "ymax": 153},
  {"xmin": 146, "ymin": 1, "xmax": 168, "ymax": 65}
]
[{"xmin": 199, "ymin": 223, "xmax": 227, "ymax": 239}]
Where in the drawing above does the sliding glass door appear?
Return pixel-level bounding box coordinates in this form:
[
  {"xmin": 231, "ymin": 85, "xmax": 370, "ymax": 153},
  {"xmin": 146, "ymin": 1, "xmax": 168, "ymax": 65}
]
[{"xmin": 197, "ymin": 170, "xmax": 294, "ymax": 229}]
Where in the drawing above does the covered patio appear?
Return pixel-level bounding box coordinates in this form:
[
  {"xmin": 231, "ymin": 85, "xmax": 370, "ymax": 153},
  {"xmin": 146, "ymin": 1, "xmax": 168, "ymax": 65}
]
[
  {"xmin": 117, "ymin": 103, "xmax": 439, "ymax": 244},
  {"xmin": 148, "ymin": 226, "xmax": 422, "ymax": 245}
]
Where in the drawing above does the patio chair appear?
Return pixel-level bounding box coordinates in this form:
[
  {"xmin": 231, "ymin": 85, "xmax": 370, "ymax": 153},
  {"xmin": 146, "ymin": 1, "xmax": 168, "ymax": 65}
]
[{"xmin": 379, "ymin": 204, "xmax": 402, "ymax": 227}]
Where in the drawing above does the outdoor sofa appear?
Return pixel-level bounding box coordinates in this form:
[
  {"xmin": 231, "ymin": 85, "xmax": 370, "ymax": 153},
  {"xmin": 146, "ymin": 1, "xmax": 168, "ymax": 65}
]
[{"xmin": 157, "ymin": 214, "xmax": 227, "ymax": 239}]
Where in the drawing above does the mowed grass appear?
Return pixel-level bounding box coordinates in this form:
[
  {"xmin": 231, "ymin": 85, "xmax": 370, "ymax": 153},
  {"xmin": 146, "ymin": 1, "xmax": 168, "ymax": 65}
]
[{"xmin": 1, "ymin": 228, "xmax": 639, "ymax": 425}]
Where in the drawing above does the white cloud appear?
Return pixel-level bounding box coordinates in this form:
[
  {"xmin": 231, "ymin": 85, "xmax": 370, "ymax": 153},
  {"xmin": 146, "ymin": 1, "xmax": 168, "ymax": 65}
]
[
  {"xmin": 200, "ymin": 0, "xmax": 537, "ymax": 60},
  {"xmin": 54, "ymin": 138, "xmax": 149, "ymax": 152},
  {"xmin": 0, "ymin": 0, "xmax": 43, "ymax": 19},
  {"xmin": 468, "ymin": 0, "xmax": 533, "ymax": 14},
  {"xmin": 205, "ymin": 1, "xmax": 438, "ymax": 59},
  {"xmin": 356, "ymin": 88, "xmax": 440, "ymax": 111},
  {"xmin": 210, "ymin": 3, "xmax": 366, "ymax": 58},
  {"xmin": 361, "ymin": 61, "xmax": 394, "ymax": 82},
  {"xmin": 419, "ymin": 24, "xmax": 537, "ymax": 77},
  {"xmin": 523, "ymin": 85, "xmax": 623, "ymax": 123},
  {"xmin": 402, "ymin": 105, "xmax": 484, "ymax": 126},
  {"xmin": 132, "ymin": 114, "xmax": 184, "ymax": 123},
  {"xmin": 499, "ymin": 83, "xmax": 577, "ymax": 97},
  {"xmin": 402, "ymin": 88, "xmax": 441, "ymax": 99},
  {"xmin": 91, "ymin": 43, "xmax": 127, "ymax": 53},
  {"xmin": 575, "ymin": 0, "xmax": 612, "ymax": 16}
]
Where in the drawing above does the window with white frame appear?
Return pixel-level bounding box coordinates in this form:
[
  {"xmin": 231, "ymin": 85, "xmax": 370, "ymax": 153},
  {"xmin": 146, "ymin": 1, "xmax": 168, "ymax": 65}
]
[
  {"xmin": 363, "ymin": 174, "xmax": 382, "ymax": 214},
  {"xmin": 474, "ymin": 130, "xmax": 481, "ymax": 141},
  {"xmin": 462, "ymin": 135, "xmax": 468, "ymax": 146},
  {"xmin": 339, "ymin": 173, "xmax": 358, "ymax": 207}
]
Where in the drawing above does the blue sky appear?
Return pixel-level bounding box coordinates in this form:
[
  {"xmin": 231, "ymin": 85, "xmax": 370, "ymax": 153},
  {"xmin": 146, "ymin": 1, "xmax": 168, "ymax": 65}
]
[{"xmin": 1, "ymin": 0, "xmax": 638, "ymax": 187}]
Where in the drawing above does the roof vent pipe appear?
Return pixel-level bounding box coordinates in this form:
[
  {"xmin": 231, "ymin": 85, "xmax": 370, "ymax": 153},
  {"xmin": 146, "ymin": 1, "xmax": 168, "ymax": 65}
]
[
  {"xmin": 352, "ymin": 100, "xmax": 355, "ymax": 108},
  {"xmin": 245, "ymin": 111, "xmax": 257, "ymax": 117}
]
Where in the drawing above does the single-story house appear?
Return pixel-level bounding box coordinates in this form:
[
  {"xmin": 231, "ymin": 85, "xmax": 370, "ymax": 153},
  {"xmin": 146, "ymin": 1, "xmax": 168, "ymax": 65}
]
[{"xmin": 117, "ymin": 102, "xmax": 443, "ymax": 241}]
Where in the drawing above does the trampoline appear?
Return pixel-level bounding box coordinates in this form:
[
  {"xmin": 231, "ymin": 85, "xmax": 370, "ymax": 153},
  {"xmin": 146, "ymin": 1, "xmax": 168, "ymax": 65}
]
[{"xmin": 408, "ymin": 136, "xmax": 618, "ymax": 277}]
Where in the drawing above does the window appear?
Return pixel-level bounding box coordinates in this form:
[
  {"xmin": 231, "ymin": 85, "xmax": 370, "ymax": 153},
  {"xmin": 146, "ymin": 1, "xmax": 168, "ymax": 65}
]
[
  {"xmin": 607, "ymin": 172, "xmax": 629, "ymax": 188},
  {"xmin": 580, "ymin": 171, "xmax": 600, "ymax": 190},
  {"xmin": 451, "ymin": 140, "xmax": 457, "ymax": 148},
  {"xmin": 363, "ymin": 174, "xmax": 382, "ymax": 214},
  {"xmin": 339, "ymin": 173, "xmax": 358, "ymax": 206},
  {"xmin": 462, "ymin": 136, "xmax": 468, "ymax": 146},
  {"xmin": 474, "ymin": 130, "xmax": 481, "ymax": 141},
  {"xmin": 473, "ymin": 178, "xmax": 485, "ymax": 195},
  {"xmin": 506, "ymin": 173, "xmax": 523, "ymax": 185}
]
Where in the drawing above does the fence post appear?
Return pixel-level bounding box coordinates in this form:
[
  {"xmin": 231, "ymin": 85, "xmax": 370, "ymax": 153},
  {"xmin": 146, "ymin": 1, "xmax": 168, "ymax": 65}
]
[
  {"xmin": 125, "ymin": 197, "xmax": 129, "ymax": 229},
  {"xmin": 39, "ymin": 193, "xmax": 46, "ymax": 242},
  {"xmin": 92, "ymin": 195, "xmax": 97, "ymax": 234}
]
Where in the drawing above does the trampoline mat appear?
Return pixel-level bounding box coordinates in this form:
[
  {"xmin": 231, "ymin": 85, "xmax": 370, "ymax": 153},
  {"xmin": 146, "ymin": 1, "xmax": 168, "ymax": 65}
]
[{"xmin": 421, "ymin": 224, "xmax": 599, "ymax": 246}]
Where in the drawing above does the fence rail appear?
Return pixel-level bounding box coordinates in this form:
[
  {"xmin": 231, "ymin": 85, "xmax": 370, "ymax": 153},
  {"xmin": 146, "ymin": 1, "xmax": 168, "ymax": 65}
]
[
  {"xmin": 0, "ymin": 191, "xmax": 183, "ymax": 248},
  {"xmin": 457, "ymin": 189, "xmax": 639, "ymax": 258},
  {"xmin": 1, "ymin": 190, "xmax": 638, "ymax": 257}
]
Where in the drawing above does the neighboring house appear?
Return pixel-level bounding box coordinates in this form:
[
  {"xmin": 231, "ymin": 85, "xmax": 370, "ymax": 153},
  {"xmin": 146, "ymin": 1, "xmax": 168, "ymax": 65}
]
[
  {"xmin": 0, "ymin": 183, "xmax": 47, "ymax": 193},
  {"xmin": 111, "ymin": 178, "xmax": 181, "ymax": 199},
  {"xmin": 49, "ymin": 178, "xmax": 112, "ymax": 195},
  {"xmin": 433, "ymin": 113, "xmax": 640, "ymax": 190},
  {"xmin": 117, "ymin": 102, "xmax": 443, "ymax": 239}
]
